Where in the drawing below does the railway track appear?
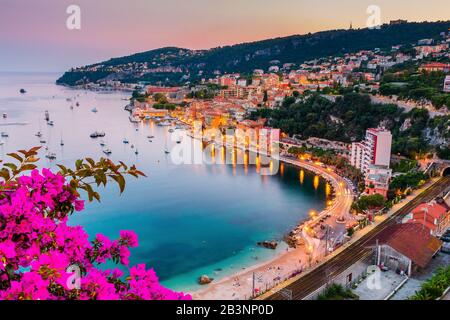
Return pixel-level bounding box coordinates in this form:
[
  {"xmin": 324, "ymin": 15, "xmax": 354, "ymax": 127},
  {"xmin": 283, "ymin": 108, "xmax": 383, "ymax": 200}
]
[{"xmin": 265, "ymin": 176, "xmax": 450, "ymax": 300}]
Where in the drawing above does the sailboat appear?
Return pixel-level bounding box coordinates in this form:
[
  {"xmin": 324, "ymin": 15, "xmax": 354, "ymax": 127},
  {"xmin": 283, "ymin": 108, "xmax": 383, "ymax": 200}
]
[{"xmin": 164, "ymin": 135, "xmax": 170, "ymax": 154}]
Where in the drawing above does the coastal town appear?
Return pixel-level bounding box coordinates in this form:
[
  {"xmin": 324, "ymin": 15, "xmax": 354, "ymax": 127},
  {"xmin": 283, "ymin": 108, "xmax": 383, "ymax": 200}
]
[
  {"xmin": 66, "ymin": 22, "xmax": 450, "ymax": 300},
  {"xmin": 2, "ymin": 4, "xmax": 450, "ymax": 305}
]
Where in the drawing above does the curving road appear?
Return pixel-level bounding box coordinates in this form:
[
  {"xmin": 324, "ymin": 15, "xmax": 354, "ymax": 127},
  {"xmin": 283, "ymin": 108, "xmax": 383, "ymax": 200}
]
[{"xmin": 264, "ymin": 175, "xmax": 450, "ymax": 300}]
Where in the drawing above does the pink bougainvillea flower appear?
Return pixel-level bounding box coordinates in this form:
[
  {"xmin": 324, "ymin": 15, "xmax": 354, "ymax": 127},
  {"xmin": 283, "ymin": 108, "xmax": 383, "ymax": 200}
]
[{"xmin": 0, "ymin": 169, "xmax": 190, "ymax": 301}]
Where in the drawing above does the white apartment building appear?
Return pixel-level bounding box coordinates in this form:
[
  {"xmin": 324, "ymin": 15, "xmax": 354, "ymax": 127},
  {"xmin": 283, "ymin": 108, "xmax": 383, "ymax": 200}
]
[
  {"xmin": 444, "ymin": 75, "xmax": 450, "ymax": 93},
  {"xmin": 351, "ymin": 128, "xmax": 392, "ymax": 174}
]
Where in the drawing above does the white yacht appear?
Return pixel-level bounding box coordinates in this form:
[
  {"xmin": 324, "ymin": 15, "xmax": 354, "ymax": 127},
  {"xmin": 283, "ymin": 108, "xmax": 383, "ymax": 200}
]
[{"xmin": 158, "ymin": 121, "xmax": 171, "ymax": 126}]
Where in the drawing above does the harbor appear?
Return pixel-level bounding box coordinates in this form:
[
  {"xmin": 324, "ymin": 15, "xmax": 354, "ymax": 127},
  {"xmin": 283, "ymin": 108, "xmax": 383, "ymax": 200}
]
[{"xmin": 0, "ymin": 72, "xmax": 329, "ymax": 292}]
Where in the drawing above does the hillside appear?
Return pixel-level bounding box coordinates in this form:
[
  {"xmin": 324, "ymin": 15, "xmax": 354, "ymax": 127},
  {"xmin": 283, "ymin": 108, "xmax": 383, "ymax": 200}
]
[
  {"xmin": 249, "ymin": 93, "xmax": 450, "ymax": 159},
  {"xmin": 56, "ymin": 21, "xmax": 450, "ymax": 86}
]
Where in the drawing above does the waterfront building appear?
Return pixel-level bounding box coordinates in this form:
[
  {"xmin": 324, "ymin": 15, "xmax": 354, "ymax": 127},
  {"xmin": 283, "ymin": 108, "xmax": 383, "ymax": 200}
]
[{"xmin": 351, "ymin": 128, "xmax": 392, "ymax": 174}]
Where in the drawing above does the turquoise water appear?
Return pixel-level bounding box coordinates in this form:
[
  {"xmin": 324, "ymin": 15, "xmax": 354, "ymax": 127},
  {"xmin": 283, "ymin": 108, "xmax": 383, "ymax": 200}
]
[{"xmin": 0, "ymin": 73, "xmax": 327, "ymax": 292}]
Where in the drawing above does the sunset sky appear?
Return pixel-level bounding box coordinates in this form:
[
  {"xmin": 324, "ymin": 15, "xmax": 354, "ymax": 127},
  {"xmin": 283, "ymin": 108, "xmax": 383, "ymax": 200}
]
[{"xmin": 1, "ymin": 0, "xmax": 449, "ymax": 72}]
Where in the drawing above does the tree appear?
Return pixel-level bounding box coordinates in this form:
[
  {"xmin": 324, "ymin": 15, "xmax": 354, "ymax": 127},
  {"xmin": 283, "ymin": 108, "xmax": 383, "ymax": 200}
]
[
  {"xmin": 351, "ymin": 194, "xmax": 386, "ymax": 213},
  {"xmin": 0, "ymin": 147, "xmax": 191, "ymax": 300},
  {"xmin": 153, "ymin": 93, "xmax": 168, "ymax": 104}
]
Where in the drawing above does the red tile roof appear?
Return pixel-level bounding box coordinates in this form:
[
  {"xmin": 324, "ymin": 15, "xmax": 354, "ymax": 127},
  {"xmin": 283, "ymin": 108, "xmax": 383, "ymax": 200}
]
[
  {"xmin": 412, "ymin": 202, "xmax": 448, "ymax": 220},
  {"xmin": 374, "ymin": 223, "xmax": 442, "ymax": 268}
]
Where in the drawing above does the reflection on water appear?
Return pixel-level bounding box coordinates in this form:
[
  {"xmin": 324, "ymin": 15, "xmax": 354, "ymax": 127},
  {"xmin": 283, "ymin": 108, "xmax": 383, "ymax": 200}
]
[
  {"xmin": 299, "ymin": 169, "xmax": 305, "ymax": 184},
  {"xmin": 0, "ymin": 73, "xmax": 328, "ymax": 291},
  {"xmin": 314, "ymin": 175, "xmax": 320, "ymax": 190}
]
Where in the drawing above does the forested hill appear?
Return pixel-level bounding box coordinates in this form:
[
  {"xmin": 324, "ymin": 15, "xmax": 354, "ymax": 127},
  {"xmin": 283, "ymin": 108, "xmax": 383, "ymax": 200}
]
[{"xmin": 57, "ymin": 21, "xmax": 450, "ymax": 86}]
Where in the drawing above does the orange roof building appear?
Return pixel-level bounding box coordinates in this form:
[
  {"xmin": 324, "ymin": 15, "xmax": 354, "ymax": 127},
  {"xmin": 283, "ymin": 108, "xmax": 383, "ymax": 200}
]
[
  {"xmin": 406, "ymin": 201, "xmax": 450, "ymax": 237},
  {"xmin": 374, "ymin": 223, "xmax": 442, "ymax": 274}
]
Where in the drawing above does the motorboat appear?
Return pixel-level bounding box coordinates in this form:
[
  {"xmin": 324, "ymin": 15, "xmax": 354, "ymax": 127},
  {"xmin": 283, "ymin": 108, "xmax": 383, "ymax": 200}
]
[
  {"xmin": 45, "ymin": 152, "xmax": 57, "ymax": 160},
  {"xmin": 91, "ymin": 107, "xmax": 98, "ymax": 113},
  {"xmin": 1, "ymin": 132, "xmax": 8, "ymax": 137},
  {"xmin": 0, "ymin": 140, "xmax": 4, "ymax": 146},
  {"xmin": 103, "ymin": 149, "xmax": 112, "ymax": 155},
  {"xmin": 123, "ymin": 138, "xmax": 129, "ymax": 144},
  {"xmin": 20, "ymin": 88, "xmax": 26, "ymax": 94},
  {"xmin": 39, "ymin": 139, "xmax": 46, "ymax": 144},
  {"xmin": 147, "ymin": 135, "xmax": 154, "ymax": 139},
  {"xmin": 2, "ymin": 113, "xmax": 7, "ymax": 119},
  {"xmin": 90, "ymin": 131, "xmax": 106, "ymax": 138},
  {"xmin": 168, "ymin": 128, "xmax": 175, "ymax": 133},
  {"xmin": 47, "ymin": 120, "xmax": 54, "ymax": 126},
  {"xmin": 100, "ymin": 140, "xmax": 106, "ymax": 147}
]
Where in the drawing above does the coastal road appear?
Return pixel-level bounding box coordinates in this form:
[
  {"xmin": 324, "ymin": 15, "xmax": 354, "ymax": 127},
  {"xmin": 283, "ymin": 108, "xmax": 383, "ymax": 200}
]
[
  {"xmin": 279, "ymin": 157, "xmax": 356, "ymax": 264},
  {"xmin": 264, "ymin": 175, "xmax": 450, "ymax": 300}
]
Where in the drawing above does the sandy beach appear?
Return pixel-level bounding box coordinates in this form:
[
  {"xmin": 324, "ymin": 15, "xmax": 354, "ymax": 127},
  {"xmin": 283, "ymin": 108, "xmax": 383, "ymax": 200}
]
[{"xmin": 192, "ymin": 157, "xmax": 355, "ymax": 300}]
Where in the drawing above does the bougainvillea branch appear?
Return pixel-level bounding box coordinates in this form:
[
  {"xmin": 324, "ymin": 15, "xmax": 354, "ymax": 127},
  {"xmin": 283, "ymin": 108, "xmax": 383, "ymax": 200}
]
[{"xmin": 0, "ymin": 147, "xmax": 191, "ymax": 300}]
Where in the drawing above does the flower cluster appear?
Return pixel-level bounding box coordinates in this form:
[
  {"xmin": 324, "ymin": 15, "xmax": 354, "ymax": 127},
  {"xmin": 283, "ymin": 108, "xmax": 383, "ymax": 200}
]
[{"xmin": 0, "ymin": 169, "xmax": 190, "ymax": 300}]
